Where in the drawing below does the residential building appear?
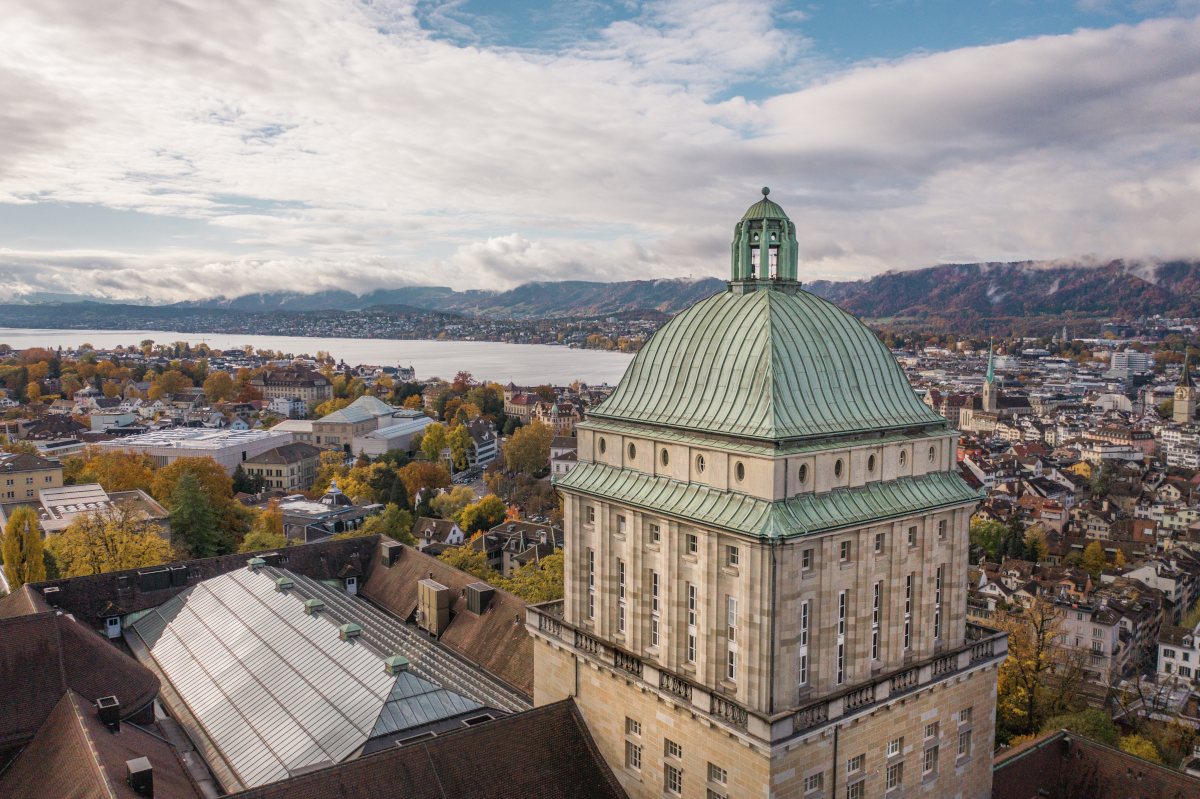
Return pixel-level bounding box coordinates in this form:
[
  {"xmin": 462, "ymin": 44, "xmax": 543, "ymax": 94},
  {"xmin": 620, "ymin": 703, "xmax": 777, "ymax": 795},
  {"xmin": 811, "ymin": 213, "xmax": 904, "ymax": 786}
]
[
  {"xmin": 267, "ymin": 395, "xmax": 307, "ymax": 418},
  {"xmin": 551, "ymin": 435, "xmax": 579, "ymax": 475},
  {"xmin": 528, "ymin": 192, "xmax": 1006, "ymax": 799},
  {"xmin": 248, "ymin": 364, "xmax": 333, "ymax": 412},
  {"xmin": 36, "ymin": 483, "xmax": 170, "ymax": 537},
  {"xmin": 413, "ymin": 517, "xmax": 466, "ymax": 552},
  {"xmin": 243, "ymin": 442, "xmax": 324, "ymax": 492},
  {"xmin": 0, "ymin": 452, "xmax": 63, "ymax": 502},
  {"xmin": 1158, "ymin": 623, "xmax": 1200, "ymax": 684}
]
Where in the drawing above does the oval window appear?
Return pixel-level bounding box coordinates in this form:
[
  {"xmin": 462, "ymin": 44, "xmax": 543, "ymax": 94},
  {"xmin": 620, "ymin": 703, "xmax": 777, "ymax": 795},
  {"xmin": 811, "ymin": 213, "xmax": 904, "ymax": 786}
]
[
  {"xmin": 599, "ymin": 438, "xmax": 606, "ymax": 454},
  {"xmin": 929, "ymin": 445, "xmax": 936, "ymax": 463},
  {"xmin": 834, "ymin": 459, "xmax": 843, "ymax": 478},
  {"xmin": 695, "ymin": 454, "xmax": 706, "ymax": 474},
  {"xmin": 661, "ymin": 449, "xmax": 670, "ymax": 467},
  {"xmin": 868, "ymin": 454, "xmax": 876, "ymax": 473},
  {"xmin": 899, "ymin": 450, "xmax": 907, "ymax": 467},
  {"xmin": 735, "ymin": 462, "xmax": 746, "ymax": 482},
  {"xmin": 628, "ymin": 443, "xmax": 637, "ymax": 460},
  {"xmin": 798, "ymin": 463, "xmax": 808, "ymax": 484}
]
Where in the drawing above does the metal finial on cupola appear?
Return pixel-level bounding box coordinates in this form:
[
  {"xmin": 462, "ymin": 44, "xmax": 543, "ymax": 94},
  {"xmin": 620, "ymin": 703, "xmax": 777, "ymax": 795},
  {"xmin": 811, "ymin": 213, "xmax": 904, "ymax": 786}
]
[{"xmin": 762, "ymin": 186, "xmax": 770, "ymax": 196}]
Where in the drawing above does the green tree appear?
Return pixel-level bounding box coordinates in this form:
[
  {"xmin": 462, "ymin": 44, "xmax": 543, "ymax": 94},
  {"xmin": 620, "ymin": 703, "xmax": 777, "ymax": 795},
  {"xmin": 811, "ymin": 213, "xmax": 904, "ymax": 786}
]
[
  {"xmin": 969, "ymin": 518, "xmax": 1006, "ymax": 562},
  {"xmin": 347, "ymin": 503, "xmax": 415, "ymax": 544},
  {"xmin": 240, "ymin": 529, "xmax": 290, "ymax": 552},
  {"xmin": 1025, "ymin": 527, "xmax": 1049, "ymax": 564},
  {"xmin": 421, "ymin": 423, "xmax": 448, "ymax": 464},
  {"xmin": 170, "ymin": 472, "xmax": 221, "ymax": 558},
  {"xmin": 389, "ymin": 478, "xmax": 409, "ymax": 510},
  {"xmin": 503, "ymin": 420, "xmax": 554, "ymax": 474},
  {"xmin": 231, "ymin": 464, "xmax": 265, "ymax": 495},
  {"xmin": 431, "ymin": 486, "xmax": 475, "ymax": 522},
  {"xmin": 1003, "ymin": 516, "xmax": 1027, "ymax": 560},
  {"xmin": 1081, "ymin": 541, "xmax": 1107, "ymax": 578},
  {"xmin": 449, "ymin": 424, "xmax": 472, "ymax": 471},
  {"xmin": 1040, "ymin": 709, "xmax": 1119, "ymax": 747},
  {"xmin": 460, "ymin": 495, "xmax": 508, "ymax": 535},
  {"xmin": 3, "ymin": 507, "xmax": 46, "ymax": 588}
]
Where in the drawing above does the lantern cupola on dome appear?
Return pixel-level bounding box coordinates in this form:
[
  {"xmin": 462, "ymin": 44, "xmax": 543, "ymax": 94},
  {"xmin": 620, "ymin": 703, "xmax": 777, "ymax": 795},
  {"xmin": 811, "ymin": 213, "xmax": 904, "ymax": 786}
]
[{"xmin": 730, "ymin": 187, "xmax": 799, "ymax": 292}]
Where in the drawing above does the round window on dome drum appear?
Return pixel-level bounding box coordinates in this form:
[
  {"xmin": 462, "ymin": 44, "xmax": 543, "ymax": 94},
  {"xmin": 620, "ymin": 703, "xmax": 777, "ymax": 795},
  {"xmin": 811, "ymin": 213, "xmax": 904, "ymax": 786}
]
[
  {"xmin": 798, "ymin": 463, "xmax": 808, "ymax": 484},
  {"xmin": 736, "ymin": 462, "xmax": 745, "ymax": 482},
  {"xmin": 868, "ymin": 454, "xmax": 876, "ymax": 473},
  {"xmin": 696, "ymin": 454, "xmax": 706, "ymax": 474},
  {"xmin": 628, "ymin": 443, "xmax": 637, "ymax": 460},
  {"xmin": 599, "ymin": 438, "xmax": 606, "ymax": 454},
  {"xmin": 661, "ymin": 449, "xmax": 670, "ymax": 467},
  {"xmin": 929, "ymin": 445, "xmax": 936, "ymax": 463},
  {"xmin": 899, "ymin": 450, "xmax": 907, "ymax": 467},
  {"xmin": 834, "ymin": 459, "xmax": 843, "ymax": 478}
]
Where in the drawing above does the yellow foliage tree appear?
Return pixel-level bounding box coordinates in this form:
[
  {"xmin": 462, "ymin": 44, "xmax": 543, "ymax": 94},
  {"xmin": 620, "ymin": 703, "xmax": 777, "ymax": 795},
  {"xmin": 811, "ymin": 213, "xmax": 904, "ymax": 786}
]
[
  {"xmin": 71, "ymin": 450, "xmax": 158, "ymax": 492},
  {"xmin": 203, "ymin": 371, "xmax": 236, "ymax": 402},
  {"xmin": 1118, "ymin": 735, "xmax": 1162, "ymax": 763},
  {"xmin": 239, "ymin": 501, "xmax": 289, "ymax": 552},
  {"xmin": 46, "ymin": 504, "xmax": 171, "ymax": 577},
  {"xmin": 503, "ymin": 420, "xmax": 554, "ymax": 474},
  {"xmin": 312, "ymin": 450, "xmax": 350, "ymax": 495},
  {"xmin": 430, "ymin": 486, "xmax": 475, "ymax": 522},
  {"xmin": 151, "ymin": 457, "xmax": 233, "ymax": 508},
  {"xmin": 3, "ymin": 506, "xmax": 46, "ymax": 588},
  {"xmin": 421, "ymin": 423, "xmax": 448, "ymax": 463},
  {"xmin": 402, "ymin": 395, "xmax": 423, "ymax": 410}
]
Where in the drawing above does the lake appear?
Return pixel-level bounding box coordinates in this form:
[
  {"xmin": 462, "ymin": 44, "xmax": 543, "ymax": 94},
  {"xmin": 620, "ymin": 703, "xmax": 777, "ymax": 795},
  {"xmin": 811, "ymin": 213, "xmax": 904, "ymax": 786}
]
[{"xmin": 0, "ymin": 328, "xmax": 637, "ymax": 385}]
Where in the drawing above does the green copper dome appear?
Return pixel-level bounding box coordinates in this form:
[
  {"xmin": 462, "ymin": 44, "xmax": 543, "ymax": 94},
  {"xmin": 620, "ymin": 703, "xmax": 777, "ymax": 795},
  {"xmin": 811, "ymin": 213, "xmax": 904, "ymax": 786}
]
[
  {"xmin": 742, "ymin": 187, "xmax": 789, "ymax": 220},
  {"xmin": 589, "ymin": 287, "xmax": 945, "ymax": 442}
]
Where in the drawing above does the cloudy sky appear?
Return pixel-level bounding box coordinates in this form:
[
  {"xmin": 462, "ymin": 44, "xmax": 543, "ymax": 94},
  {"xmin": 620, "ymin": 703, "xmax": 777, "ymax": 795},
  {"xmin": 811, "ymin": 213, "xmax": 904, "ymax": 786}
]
[{"xmin": 2, "ymin": 0, "xmax": 1199, "ymax": 303}]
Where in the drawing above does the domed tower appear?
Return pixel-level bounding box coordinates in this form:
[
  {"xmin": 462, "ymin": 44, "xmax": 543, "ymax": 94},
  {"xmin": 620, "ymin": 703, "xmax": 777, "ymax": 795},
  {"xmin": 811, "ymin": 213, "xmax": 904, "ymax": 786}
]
[
  {"xmin": 730, "ymin": 187, "xmax": 800, "ymax": 287},
  {"xmin": 528, "ymin": 190, "xmax": 1006, "ymax": 799}
]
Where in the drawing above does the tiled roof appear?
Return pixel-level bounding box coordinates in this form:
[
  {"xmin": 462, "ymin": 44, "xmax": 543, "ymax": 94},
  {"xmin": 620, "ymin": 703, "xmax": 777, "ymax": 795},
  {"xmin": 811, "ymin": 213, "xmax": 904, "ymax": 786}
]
[
  {"xmin": 244, "ymin": 442, "xmax": 323, "ymax": 465},
  {"xmin": 0, "ymin": 612, "xmax": 160, "ymax": 750},
  {"xmin": 588, "ymin": 288, "xmax": 945, "ymax": 442},
  {"xmin": 226, "ymin": 699, "xmax": 627, "ymax": 799},
  {"xmin": 0, "ymin": 691, "xmax": 203, "ymax": 799},
  {"xmin": 992, "ymin": 729, "xmax": 1199, "ymax": 799},
  {"xmin": 557, "ymin": 462, "xmax": 980, "ymax": 539},
  {"xmin": 361, "ymin": 543, "xmax": 533, "ymax": 697}
]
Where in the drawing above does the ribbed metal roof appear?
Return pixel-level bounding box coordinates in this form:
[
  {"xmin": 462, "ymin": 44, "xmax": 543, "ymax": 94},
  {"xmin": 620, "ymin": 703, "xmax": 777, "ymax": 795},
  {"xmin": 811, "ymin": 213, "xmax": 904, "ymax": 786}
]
[
  {"xmin": 741, "ymin": 197, "xmax": 789, "ymax": 220},
  {"xmin": 555, "ymin": 462, "xmax": 980, "ymax": 539},
  {"xmin": 589, "ymin": 287, "xmax": 945, "ymax": 441}
]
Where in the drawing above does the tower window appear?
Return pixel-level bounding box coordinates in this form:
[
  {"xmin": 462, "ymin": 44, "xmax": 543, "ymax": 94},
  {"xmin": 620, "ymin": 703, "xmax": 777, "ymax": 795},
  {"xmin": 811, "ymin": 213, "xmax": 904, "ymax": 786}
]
[
  {"xmin": 735, "ymin": 461, "xmax": 745, "ymax": 482},
  {"xmin": 650, "ymin": 523, "xmax": 660, "ymax": 542},
  {"xmin": 599, "ymin": 438, "xmax": 606, "ymax": 454},
  {"xmin": 868, "ymin": 454, "xmax": 876, "ymax": 473},
  {"xmin": 929, "ymin": 445, "xmax": 936, "ymax": 463},
  {"xmin": 687, "ymin": 533, "xmax": 698, "ymax": 554},
  {"xmin": 726, "ymin": 545, "xmax": 739, "ymax": 566},
  {"xmin": 628, "ymin": 443, "xmax": 637, "ymax": 460},
  {"xmin": 660, "ymin": 449, "xmax": 670, "ymax": 467},
  {"xmin": 802, "ymin": 548, "xmax": 813, "ymax": 570},
  {"xmin": 798, "ymin": 463, "xmax": 808, "ymax": 484},
  {"xmin": 899, "ymin": 450, "xmax": 907, "ymax": 467},
  {"xmin": 834, "ymin": 459, "xmax": 843, "ymax": 478},
  {"xmin": 696, "ymin": 454, "xmax": 706, "ymax": 474}
]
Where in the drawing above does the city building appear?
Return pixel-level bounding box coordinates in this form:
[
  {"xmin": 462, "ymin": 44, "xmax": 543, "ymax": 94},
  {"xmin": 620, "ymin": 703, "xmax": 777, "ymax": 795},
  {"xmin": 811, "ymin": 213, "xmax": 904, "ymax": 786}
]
[
  {"xmin": 313, "ymin": 395, "xmax": 418, "ymax": 452},
  {"xmin": 267, "ymin": 395, "xmax": 307, "ymax": 418},
  {"xmin": 99, "ymin": 428, "xmax": 294, "ymax": 473},
  {"xmin": 276, "ymin": 481, "xmax": 377, "ymax": 542},
  {"xmin": 243, "ymin": 442, "xmax": 323, "ymax": 492},
  {"xmin": 35, "ymin": 483, "xmax": 170, "ymax": 536},
  {"xmin": 248, "ymin": 365, "xmax": 332, "ymax": 412},
  {"xmin": 352, "ymin": 413, "xmax": 437, "ymax": 459},
  {"xmin": 528, "ymin": 190, "xmax": 1007, "ymax": 799},
  {"xmin": 1158, "ymin": 622, "xmax": 1200, "ymax": 683},
  {"xmin": 0, "ymin": 452, "xmax": 63, "ymax": 502}
]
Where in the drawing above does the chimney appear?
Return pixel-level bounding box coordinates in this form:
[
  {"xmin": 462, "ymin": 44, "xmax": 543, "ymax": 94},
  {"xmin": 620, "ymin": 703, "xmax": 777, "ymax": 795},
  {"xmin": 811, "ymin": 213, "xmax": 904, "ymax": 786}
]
[
  {"xmin": 384, "ymin": 655, "xmax": 410, "ymax": 676},
  {"xmin": 96, "ymin": 695, "xmax": 121, "ymax": 732},
  {"xmin": 126, "ymin": 756, "xmax": 153, "ymax": 797}
]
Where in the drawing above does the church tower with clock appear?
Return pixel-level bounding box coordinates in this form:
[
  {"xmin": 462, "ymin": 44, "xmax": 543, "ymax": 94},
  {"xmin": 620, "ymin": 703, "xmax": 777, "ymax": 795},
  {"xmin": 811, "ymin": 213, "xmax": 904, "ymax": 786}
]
[{"xmin": 1175, "ymin": 355, "xmax": 1196, "ymax": 426}]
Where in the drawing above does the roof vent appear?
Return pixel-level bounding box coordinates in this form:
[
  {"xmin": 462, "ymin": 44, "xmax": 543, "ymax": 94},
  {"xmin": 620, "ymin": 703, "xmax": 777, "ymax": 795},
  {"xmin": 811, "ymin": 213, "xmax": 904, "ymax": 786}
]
[
  {"xmin": 465, "ymin": 582, "xmax": 495, "ymax": 616},
  {"xmin": 275, "ymin": 577, "xmax": 294, "ymax": 592},
  {"xmin": 250, "ymin": 558, "xmax": 269, "ymax": 572},
  {"xmin": 96, "ymin": 695, "xmax": 121, "ymax": 732},
  {"xmin": 380, "ymin": 539, "xmax": 402, "ymax": 567},
  {"xmin": 338, "ymin": 623, "xmax": 362, "ymax": 640},
  {"xmin": 384, "ymin": 655, "xmax": 410, "ymax": 675},
  {"xmin": 126, "ymin": 756, "xmax": 153, "ymax": 797},
  {"xmin": 42, "ymin": 586, "xmax": 61, "ymax": 605},
  {"xmin": 303, "ymin": 598, "xmax": 325, "ymax": 615}
]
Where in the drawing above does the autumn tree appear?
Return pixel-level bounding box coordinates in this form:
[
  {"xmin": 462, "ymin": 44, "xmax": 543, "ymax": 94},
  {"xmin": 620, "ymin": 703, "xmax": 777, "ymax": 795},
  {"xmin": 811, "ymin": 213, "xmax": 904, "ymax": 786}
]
[
  {"xmin": 995, "ymin": 598, "xmax": 1088, "ymax": 742},
  {"xmin": 203, "ymin": 371, "xmax": 236, "ymax": 403},
  {"xmin": 312, "ymin": 450, "xmax": 349, "ymax": 495},
  {"xmin": 396, "ymin": 461, "xmax": 451, "ymax": 508},
  {"xmin": 345, "ymin": 503, "xmax": 415, "ymax": 544},
  {"xmin": 45, "ymin": 504, "xmax": 171, "ymax": 577},
  {"xmin": 1081, "ymin": 541, "xmax": 1107, "ymax": 578},
  {"xmin": 431, "ymin": 486, "xmax": 475, "ymax": 521},
  {"xmin": 0, "ymin": 436, "xmax": 39, "ymax": 455},
  {"xmin": 503, "ymin": 420, "xmax": 553, "ymax": 474},
  {"xmin": 459, "ymin": 495, "xmax": 507, "ymax": 535},
  {"xmin": 504, "ymin": 550, "xmax": 564, "ymax": 603},
  {"xmin": 402, "ymin": 394, "xmax": 423, "ymax": 410},
  {"xmin": 421, "ymin": 423, "xmax": 448, "ymax": 463},
  {"xmin": 449, "ymin": 424, "xmax": 472, "ymax": 470},
  {"xmin": 1025, "ymin": 526, "xmax": 1049, "ymax": 563},
  {"xmin": 3, "ymin": 507, "xmax": 46, "ymax": 588},
  {"xmin": 70, "ymin": 450, "xmax": 157, "ymax": 492},
  {"xmin": 240, "ymin": 501, "xmax": 289, "ymax": 552},
  {"xmin": 151, "ymin": 457, "xmax": 233, "ymax": 508}
]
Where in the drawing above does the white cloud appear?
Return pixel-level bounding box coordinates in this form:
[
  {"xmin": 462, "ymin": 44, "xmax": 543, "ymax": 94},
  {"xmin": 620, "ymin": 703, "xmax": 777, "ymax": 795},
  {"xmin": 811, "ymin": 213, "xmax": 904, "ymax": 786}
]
[{"xmin": 0, "ymin": 2, "xmax": 1198, "ymax": 302}]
